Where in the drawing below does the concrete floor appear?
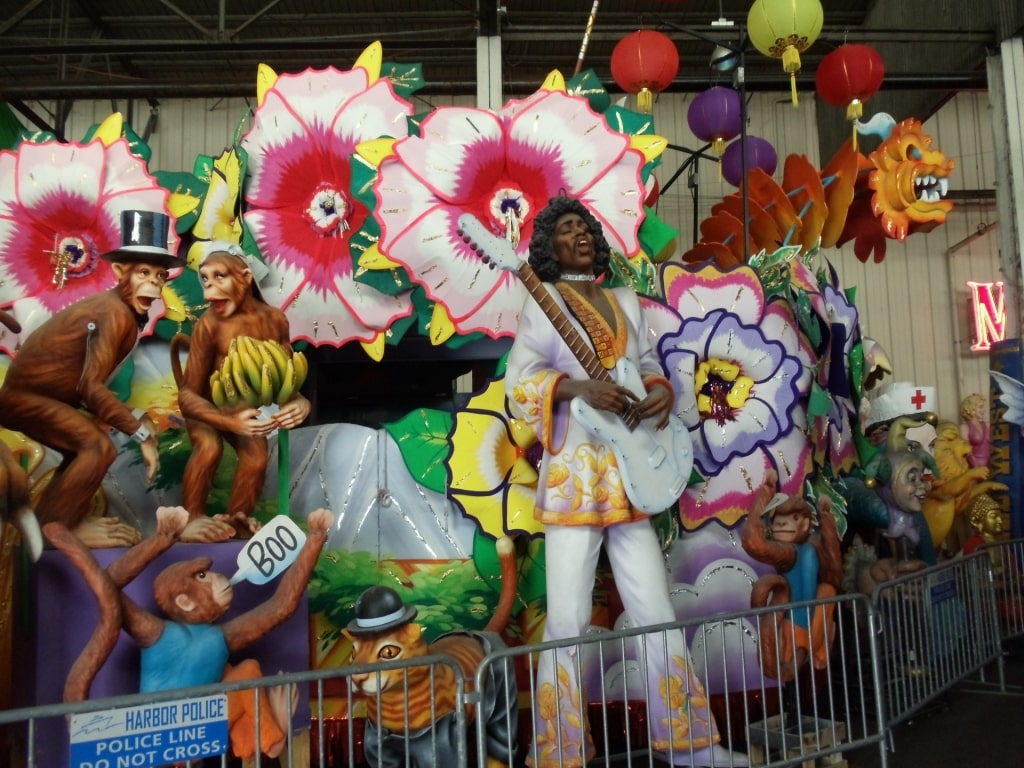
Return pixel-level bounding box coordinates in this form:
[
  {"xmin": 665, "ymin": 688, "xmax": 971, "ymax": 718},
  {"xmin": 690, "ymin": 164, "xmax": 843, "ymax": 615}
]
[{"xmin": 844, "ymin": 642, "xmax": 1024, "ymax": 768}]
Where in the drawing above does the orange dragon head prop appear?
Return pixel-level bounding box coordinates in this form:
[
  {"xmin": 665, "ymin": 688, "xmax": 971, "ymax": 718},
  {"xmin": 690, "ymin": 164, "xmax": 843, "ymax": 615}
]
[{"xmin": 682, "ymin": 115, "xmax": 955, "ymax": 266}]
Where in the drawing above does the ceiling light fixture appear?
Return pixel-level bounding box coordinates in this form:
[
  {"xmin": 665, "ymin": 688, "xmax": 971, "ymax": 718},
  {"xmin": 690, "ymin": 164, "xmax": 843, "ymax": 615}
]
[{"xmin": 709, "ymin": 0, "xmax": 737, "ymax": 71}]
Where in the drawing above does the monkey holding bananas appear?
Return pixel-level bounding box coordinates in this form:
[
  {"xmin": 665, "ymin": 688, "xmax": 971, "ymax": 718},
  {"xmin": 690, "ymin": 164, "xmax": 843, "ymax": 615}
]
[{"xmin": 171, "ymin": 245, "xmax": 310, "ymax": 543}]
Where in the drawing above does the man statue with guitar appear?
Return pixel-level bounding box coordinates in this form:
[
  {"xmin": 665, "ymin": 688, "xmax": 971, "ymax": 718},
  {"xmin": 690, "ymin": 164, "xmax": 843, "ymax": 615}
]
[{"xmin": 460, "ymin": 196, "xmax": 740, "ymax": 766}]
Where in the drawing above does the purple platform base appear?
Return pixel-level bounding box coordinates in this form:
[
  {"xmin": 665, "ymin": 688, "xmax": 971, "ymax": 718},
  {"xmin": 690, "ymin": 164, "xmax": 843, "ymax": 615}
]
[{"xmin": 13, "ymin": 540, "xmax": 311, "ymax": 767}]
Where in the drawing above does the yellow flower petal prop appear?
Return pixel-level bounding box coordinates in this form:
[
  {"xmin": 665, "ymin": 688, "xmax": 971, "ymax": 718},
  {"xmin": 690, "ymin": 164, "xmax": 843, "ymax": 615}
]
[
  {"xmin": 92, "ymin": 113, "xmax": 124, "ymax": 147},
  {"xmin": 452, "ymin": 413, "xmax": 522, "ymax": 491},
  {"xmin": 357, "ymin": 242, "xmax": 404, "ymax": 271},
  {"xmin": 167, "ymin": 191, "xmax": 201, "ymax": 220},
  {"xmin": 447, "ymin": 378, "xmax": 543, "ymax": 539},
  {"xmin": 355, "ymin": 137, "xmax": 398, "ymax": 168},
  {"xmin": 630, "ymin": 133, "xmax": 668, "ymax": 164},
  {"xmin": 359, "ymin": 331, "xmax": 386, "ymax": 362},
  {"xmin": 193, "ymin": 168, "xmax": 241, "ymax": 242},
  {"xmin": 185, "ymin": 148, "xmax": 246, "ymax": 270},
  {"xmin": 256, "ymin": 63, "xmax": 278, "ymax": 107},
  {"xmin": 212, "ymin": 147, "xmax": 242, "ymax": 192},
  {"xmin": 503, "ymin": 483, "xmax": 544, "ymax": 537},
  {"xmin": 508, "ymin": 417, "xmax": 536, "ymax": 450},
  {"xmin": 428, "ymin": 302, "xmax": 456, "ymax": 345},
  {"xmin": 126, "ymin": 373, "xmax": 180, "ymax": 424},
  {"xmin": 509, "ymin": 456, "xmax": 539, "ymax": 486},
  {"xmin": 0, "ymin": 428, "xmax": 44, "ymax": 476},
  {"xmin": 540, "ymin": 70, "xmax": 567, "ymax": 93},
  {"xmin": 354, "ymin": 40, "xmax": 383, "ymax": 83},
  {"xmin": 161, "ymin": 283, "xmax": 188, "ymax": 324}
]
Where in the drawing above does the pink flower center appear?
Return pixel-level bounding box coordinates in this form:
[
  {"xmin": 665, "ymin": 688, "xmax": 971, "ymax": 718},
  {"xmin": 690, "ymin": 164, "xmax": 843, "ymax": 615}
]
[
  {"xmin": 304, "ymin": 184, "xmax": 350, "ymax": 235},
  {"xmin": 488, "ymin": 188, "xmax": 530, "ymax": 247},
  {"xmin": 51, "ymin": 234, "xmax": 98, "ymax": 288}
]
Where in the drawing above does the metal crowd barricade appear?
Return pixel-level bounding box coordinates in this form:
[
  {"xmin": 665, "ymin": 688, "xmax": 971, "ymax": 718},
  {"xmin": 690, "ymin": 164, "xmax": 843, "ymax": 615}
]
[
  {"xmin": 867, "ymin": 551, "xmax": 1004, "ymax": 731},
  {"xmin": 979, "ymin": 537, "xmax": 1024, "ymax": 644},
  {"xmin": 0, "ymin": 652, "xmax": 472, "ymax": 768},
  {"xmin": 10, "ymin": 587, "xmax": 963, "ymax": 768},
  {"xmin": 0, "ymin": 595, "xmax": 891, "ymax": 768},
  {"xmin": 475, "ymin": 593, "xmax": 887, "ymax": 768}
]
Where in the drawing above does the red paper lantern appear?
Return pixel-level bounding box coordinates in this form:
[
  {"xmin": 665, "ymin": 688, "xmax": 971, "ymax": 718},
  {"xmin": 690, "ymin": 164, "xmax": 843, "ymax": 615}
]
[
  {"xmin": 815, "ymin": 44, "xmax": 885, "ymax": 148},
  {"xmin": 611, "ymin": 30, "xmax": 679, "ymax": 113}
]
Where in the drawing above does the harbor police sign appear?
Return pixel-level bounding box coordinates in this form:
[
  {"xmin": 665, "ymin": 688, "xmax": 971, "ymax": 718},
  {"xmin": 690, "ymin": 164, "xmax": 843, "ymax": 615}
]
[{"xmin": 69, "ymin": 694, "xmax": 228, "ymax": 768}]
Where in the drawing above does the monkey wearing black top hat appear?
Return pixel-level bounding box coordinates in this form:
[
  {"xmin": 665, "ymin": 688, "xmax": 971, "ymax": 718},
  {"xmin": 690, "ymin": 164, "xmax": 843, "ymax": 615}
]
[{"xmin": 0, "ymin": 210, "xmax": 183, "ymax": 548}]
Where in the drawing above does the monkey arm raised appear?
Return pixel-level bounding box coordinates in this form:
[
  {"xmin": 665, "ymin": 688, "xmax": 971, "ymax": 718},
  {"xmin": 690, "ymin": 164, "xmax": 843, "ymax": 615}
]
[
  {"xmin": 106, "ymin": 506, "xmax": 189, "ymax": 587},
  {"xmin": 222, "ymin": 509, "xmax": 333, "ymax": 652},
  {"xmin": 107, "ymin": 507, "xmax": 189, "ymax": 647}
]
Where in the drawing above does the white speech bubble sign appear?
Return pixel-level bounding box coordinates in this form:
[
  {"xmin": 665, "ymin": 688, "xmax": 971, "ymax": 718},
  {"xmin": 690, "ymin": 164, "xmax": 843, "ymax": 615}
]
[{"xmin": 229, "ymin": 515, "xmax": 307, "ymax": 586}]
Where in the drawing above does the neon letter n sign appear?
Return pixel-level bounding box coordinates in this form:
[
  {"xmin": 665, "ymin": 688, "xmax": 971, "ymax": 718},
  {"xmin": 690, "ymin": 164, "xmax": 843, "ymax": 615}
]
[{"xmin": 967, "ymin": 280, "xmax": 1006, "ymax": 352}]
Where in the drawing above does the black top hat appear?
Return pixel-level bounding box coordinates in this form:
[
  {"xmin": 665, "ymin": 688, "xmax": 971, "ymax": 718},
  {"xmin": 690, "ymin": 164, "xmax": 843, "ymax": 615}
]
[
  {"xmin": 101, "ymin": 210, "xmax": 184, "ymax": 268},
  {"xmin": 346, "ymin": 585, "xmax": 417, "ymax": 636}
]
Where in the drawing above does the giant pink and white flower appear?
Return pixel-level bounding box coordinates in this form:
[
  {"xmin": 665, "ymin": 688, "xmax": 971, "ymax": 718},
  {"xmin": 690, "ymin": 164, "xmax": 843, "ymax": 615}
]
[
  {"xmin": 240, "ymin": 60, "xmax": 414, "ymax": 351},
  {"xmin": 372, "ymin": 85, "xmax": 653, "ymax": 341},
  {"xmin": 658, "ymin": 262, "xmax": 815, "ymax": 530},
  {"xmin": 0, "ymin": 138, "xmax": 172, "ymax": 352}
]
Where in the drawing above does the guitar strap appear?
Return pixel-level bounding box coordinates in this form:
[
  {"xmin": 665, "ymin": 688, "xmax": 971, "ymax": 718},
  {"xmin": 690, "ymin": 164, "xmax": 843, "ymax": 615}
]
[{"xmin": 556, "ymin": 283, "xmax": 625, "ymax": 371}]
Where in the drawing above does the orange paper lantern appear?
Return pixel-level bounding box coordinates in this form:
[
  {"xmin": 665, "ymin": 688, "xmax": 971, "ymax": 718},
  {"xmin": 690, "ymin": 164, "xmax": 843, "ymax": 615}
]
[{"xmin": 610, "ymin": 30, "xmax": 679, "ymax": 114}]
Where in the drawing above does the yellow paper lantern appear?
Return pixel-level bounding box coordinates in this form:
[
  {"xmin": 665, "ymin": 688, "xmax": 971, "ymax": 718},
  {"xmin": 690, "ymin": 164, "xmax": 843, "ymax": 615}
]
[{"xmin": 747, "ymin": 0, "xmax": 824, "ymax": 106}]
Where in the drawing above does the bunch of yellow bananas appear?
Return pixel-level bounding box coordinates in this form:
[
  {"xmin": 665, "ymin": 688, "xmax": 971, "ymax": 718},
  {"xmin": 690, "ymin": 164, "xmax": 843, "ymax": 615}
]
[{"xmin": 209, "ymin": 336, "xmax": 308, "ymax": 409}]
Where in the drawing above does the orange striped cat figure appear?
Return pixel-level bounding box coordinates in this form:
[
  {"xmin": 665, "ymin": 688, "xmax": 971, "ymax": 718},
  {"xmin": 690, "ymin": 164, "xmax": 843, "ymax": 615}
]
[{"xmin": 343, "ymin": 536, "xmax": 518, "ymax": 768}]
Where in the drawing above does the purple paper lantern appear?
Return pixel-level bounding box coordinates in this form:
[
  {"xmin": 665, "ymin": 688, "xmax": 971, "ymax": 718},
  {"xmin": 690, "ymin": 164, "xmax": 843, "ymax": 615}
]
[
  {"xmin": 721, "ymin": 135, "xmax": 777, "ymax": 187},
  {"xmin": 686, "ymin": 86, "xmax": 743, "ymax": 155}
]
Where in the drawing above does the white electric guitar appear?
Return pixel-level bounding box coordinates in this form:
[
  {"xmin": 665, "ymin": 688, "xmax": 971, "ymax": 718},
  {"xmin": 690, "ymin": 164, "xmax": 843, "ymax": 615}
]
[{"xmin": 457, "ymin": 214, "xmax": 693, "ymax": 515}]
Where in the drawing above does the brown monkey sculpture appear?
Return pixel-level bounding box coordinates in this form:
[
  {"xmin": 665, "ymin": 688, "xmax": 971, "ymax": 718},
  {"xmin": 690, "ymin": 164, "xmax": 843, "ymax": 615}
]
[
  {"xmin": 741, "ymin": 470, "xmax": 843, "ymax": 682},
  {"xmin": 119, "ymin": 506, "xmax": 332, "ymax": 760},
  {"xmin": 46, "ymin": 504, "xmax": 332, "ymax": 760},
  {"xmin": 171, "ymin": 244, "xmax": 311, "ymax": 542},
  {"xmin": 0, "ymin": 210, "xmax": 183, "ymax": 548}
]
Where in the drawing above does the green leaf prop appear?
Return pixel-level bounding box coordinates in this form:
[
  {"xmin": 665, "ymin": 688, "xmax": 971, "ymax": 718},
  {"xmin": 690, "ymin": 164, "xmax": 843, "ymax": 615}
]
[
  {"xmin": 0, "ymin": 102, "xmax": 25, "ymax": 150},
  {"xmin": 154, "ymin": 267, "xmax": 205, "ymax": 340},
  {"xmin": 638, "ymin": 206, "xmax": 678, "ymax": 267},
  {"xmin": 604, "ymin": 104, "xmax": 658, "ymax": 138},
  {"xmin": 407, "ymin": 112, "xmax": 430, "ymax": 138},
  {"xmin": 607, "ymin": 249, "xmax": 656, "ymax": 296},
  {"xmin": 807, "ymin": 381, "xmax": 833, "ymax": 419},
  {"xmin": 794, "ymin": 291, "xmax": 823, "ymax": 350},
  {"xmin": 382, "ymin": 407, "xmax": 454, "ymax": 492},
  {"xmin": 804, "ymin": 474, "xmax": 849, "ymax": 539},
  {"xmin": 382, "ymin": 61, "xmax": 425, "ymax": 97},
  {"xmin": 154, "ymin": 170, "xmax": 208, "ymax": 233},
  {"xmin": 81, "ymin": 120, "xmax": 152, "ymax": 162},
  {"xmin": 567, "ymin": 68, "xmax": 611, "ymax": 114}
]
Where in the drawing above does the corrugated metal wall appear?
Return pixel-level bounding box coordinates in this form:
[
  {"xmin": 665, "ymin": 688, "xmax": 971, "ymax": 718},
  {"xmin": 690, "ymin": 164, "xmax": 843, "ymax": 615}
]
[{"xmin": 53, "ymin": 87, "xmax": 1003, "ymax": 424}]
